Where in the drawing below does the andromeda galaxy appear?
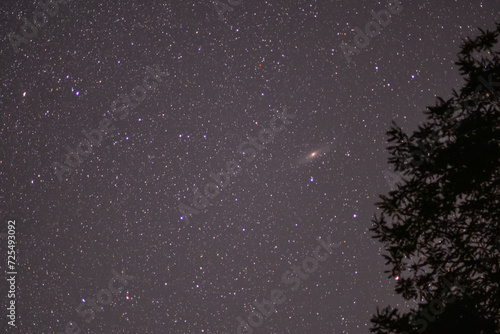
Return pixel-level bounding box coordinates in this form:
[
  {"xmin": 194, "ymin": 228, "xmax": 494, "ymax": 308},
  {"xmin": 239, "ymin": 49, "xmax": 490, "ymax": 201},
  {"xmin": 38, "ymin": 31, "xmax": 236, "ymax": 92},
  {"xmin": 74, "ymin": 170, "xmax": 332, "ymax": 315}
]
[{"xmin": 297, "ymin": 144, "xmax": 334, "ymax": 165}]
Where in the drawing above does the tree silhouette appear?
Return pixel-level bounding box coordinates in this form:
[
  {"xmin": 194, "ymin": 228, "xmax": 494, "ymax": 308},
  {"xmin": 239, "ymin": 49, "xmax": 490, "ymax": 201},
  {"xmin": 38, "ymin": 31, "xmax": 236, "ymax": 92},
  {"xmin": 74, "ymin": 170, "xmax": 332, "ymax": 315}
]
[{"xmin": 370, "ymin": 24, "xmax": 500, "ymax": 334}]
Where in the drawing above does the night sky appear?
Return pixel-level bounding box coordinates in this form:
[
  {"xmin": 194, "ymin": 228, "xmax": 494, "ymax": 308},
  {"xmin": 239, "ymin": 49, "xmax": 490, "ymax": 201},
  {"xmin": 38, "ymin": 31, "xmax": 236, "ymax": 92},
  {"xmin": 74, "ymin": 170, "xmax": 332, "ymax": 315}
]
[{"xmin": 1, "ymin": 0, "xmax": 499, "ymax": 333}]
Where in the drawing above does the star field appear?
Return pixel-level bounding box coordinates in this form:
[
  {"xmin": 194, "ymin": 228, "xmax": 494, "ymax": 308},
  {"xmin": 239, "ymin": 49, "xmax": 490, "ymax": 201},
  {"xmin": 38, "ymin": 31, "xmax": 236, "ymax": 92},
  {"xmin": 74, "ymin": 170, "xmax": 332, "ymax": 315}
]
[{"xmin": 1, "ymin": 0, "xmax": 499, "ymax": 333}]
